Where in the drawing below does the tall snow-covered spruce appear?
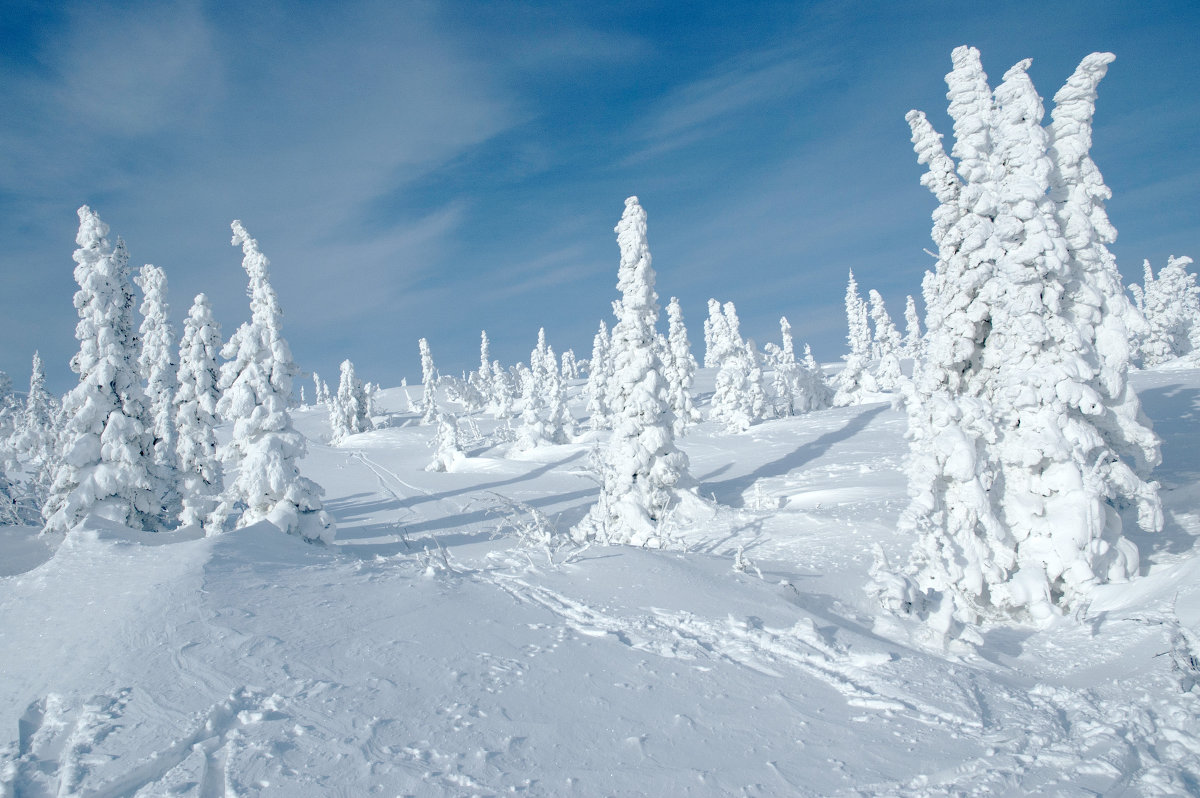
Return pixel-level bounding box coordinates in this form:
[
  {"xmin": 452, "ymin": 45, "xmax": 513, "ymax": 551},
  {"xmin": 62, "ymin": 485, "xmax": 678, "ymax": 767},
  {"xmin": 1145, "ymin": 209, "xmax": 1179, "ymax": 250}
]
[
  {"xmin": 175, "ymin": 293, "xmax": 224, "ymax": 531},
  {"xmin": 574, "ymin": 197, "xmax": 698, "ymax": 547},
  {"xmin": 135, "ymin": 263, "xmax": 182, "ymax": 525},
  {"xmin": 43, "ymin": 207, "xmax": 161, "ymax": 534},
  {"xmin": 834, "ymin": 270, "xmax": 873, "ymax": 406},
  {"xmin": 878, "ymin": 47, "xmax": 1161, "ymax": 644},
  {"xmin": 216, "ymin": 222, "xmax": 334, "ymax": 543}
]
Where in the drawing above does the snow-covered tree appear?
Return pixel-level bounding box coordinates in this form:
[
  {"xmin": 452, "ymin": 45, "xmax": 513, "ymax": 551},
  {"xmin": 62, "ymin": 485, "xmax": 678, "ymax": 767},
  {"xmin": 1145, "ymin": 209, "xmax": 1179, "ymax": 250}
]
[
  {"xmin": 135, "ymin": 264, "xmax": 182, "ymax": 525},
  {"xmin": 43, "ymin": 207, "xmax": 160, "ymax": 534},
  {"xmin": 585, "ymin": 320, "xmax": 612, "ymax": 430},
  {"xmin": 544, "ymin": 344, "xmax": 572, "ymax": 442},
  {"xmin": 1049, "ymin": 52, "xmax": 1152, "ymax": 385},
  {"xmin": 175, "ymin": 293, "xmax": 224, "ymax": 531},
  {"xmin": 664, "ymin": 297, "xmax": 699, "ymax": 433},
  {"xmin": 878, "ymin": 47, "xmax": 1161, "ymax": 643},
  {"xmin": 1136, "ymin": 256, "xmax": 1200, "ymax": 366},
  {"xmin": 426, "ymin": 411, "xmax": 464, "ymax": 472},
  {"xmin": 0, "ymin": 372, "xmax": 18, "ymax": 450},
  {"xmin": 11, "ymin": 352, "xmax": 59, "ymax": 500},
  {"xmin": 330, "ymin": 359, "xmax": 372, "ymax": 443},
  {"xmin": 703, "ymin": 299, "xmax": 731, "ymax": 368},
  {"xmin": 799, "ymin": 344, "xmax": 834, "ymax": 412},
  {"xmin": 514, "ymin": 329, "xmax": 568, "ymax": 451},
  {"xmin": 868, "ymin": 290, "xmax": 903, "ymax": 392},
  {"xmin": 217, "ymin": 221, "xmax": 334, "ymax": 543},
  {"xmin": 903, "ymin": 295, "xmax": 922, "ymax": 358},
  {"xmin": 312, "ymin": 373, "xmax": 326, "ymax": 406},
  {"xmin": 575, "ymin": 197, "xmax": 694, "ymax": 546},
  {"xmin": 834, "ymin": 270, "xmax": 874, "ymax": 406},
  {"xmin": 418, "ymin": 338, "xmax": 438, "ymax": 424},
  {"xmin": 471, "ymin": 330, "xmax": 494, "ymax": 407},
  {"xmin": 561, "ymin": 349, "xmax": 580, "ymax": 381}
]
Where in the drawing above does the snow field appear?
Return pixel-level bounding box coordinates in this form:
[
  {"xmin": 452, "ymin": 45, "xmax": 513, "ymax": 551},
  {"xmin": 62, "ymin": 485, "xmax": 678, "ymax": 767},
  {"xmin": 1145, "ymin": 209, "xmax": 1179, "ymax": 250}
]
[{"xmin": 2, "ymin": 369, "xmax": 1199, "ymax": 795}]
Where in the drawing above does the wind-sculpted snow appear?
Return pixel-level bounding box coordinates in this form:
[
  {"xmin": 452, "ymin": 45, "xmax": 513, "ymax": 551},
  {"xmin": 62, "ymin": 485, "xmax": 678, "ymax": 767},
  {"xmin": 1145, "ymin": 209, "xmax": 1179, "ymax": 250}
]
[{"xmin": 2, "ymin": 368, "xmax": 1199, "ymax": 794}]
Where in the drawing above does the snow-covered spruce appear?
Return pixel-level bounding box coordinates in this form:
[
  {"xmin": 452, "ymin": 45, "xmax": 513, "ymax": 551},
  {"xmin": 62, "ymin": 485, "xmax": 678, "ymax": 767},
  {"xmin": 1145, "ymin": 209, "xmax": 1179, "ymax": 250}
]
[
  {"xmin": 1135, "ymin": 256, "xmax": 1200, "ymax": 367},
  {"xmin": 216, "ymin": 222, "xmax": 334, "ymax": 543},
  {"xmin": 418, "ymin": 338, "xmax": 438, "ymax": 424},
  {"xmin": 585, "ymin": 320, "xmax": 612, "ymax": 430},
  {"xmin": 868, "ymin": 289, "xmax": 903, "ymax": 393},
  {"xmin": 574, "ymin": 197, "xmax": 698, "ymax": 547},
  {"xmin": 664, "ymin": 297, "xmax": 700, "ymax": 434},
  {"xmin": 426, "ymin": 411, "xmax": 464, "ymax": 472},
  {"xmin": 135, "ymin": 264, "xmax": 182, "ymax": 526},
  {"xmin": 329, "ymin": 359, "xmax": 372, "ymax": 444},
  {"xmin": 8, "ymin": 351, "xmax": 60, "ymax": 520},
  {"xmin": 175, "ymin": 293, "xmax": 225, "ymax": 531},
  {"xmin": 514, "ymin": 329, "xmax": 569, "ymax": 452},
  {"xmin": 834, "ymin": 270, "xmax": 875, "ymax": 406},
  {"xmin": 43, "ymin": 207, "xmax": 162, "ymax": 535},
  {"xmin": 880, "ymin": 47, "xmax": 1161, "ymax": 643},
  {"xmin": 903, "ymin": 295, "xmax": 922, "ymax": 358},
  {"xmin": 1047, "ymin": 52, "xmax": 1160, "ymax": 479}
]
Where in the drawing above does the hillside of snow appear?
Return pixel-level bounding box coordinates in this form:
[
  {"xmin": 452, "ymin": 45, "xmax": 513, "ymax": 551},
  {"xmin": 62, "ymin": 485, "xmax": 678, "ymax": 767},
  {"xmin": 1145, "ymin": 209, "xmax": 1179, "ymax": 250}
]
[{"xmin": 3, "ymin": 366, "xmax": 1200, "ymax": 797}]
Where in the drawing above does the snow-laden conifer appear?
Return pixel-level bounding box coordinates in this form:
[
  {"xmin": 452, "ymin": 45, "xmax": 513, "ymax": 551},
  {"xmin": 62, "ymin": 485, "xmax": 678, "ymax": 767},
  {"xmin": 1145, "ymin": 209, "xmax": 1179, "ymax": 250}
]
[
  {"xmin": 426, "ymin": 411, "xmax": 464, "ymax": 472},
  {"xmin": 664, "ymin": 297, "xmax": 699, "ymax": 433},
  {"xmin": 585, "ymin": 320, "xmax": 612, "ymax": 430},
  {"xmin": 561, "ymin": 349, "xmax": 579, "ymax": 381},
  {"xmin": 574, "ymin": 197, "xmax": 695, "ymax": 546},
  {"xmin": 10, "ymin": 352, "xmax": 60, "ymax": 512},
  {"xmin": 330, "ymin": 359, "xmax": 372, "ymax": 444},
  {"xmin": 43, "ymin": 207, "xmax": 160, "ymax": 534},
  {"xmin": 881, "ymin": 48, "xmax": 1161, "ymax": 643},
  {"xmin": 217, "ymin": 221, "xmax": 334, "ymax": 543},
  {"xmin": 175, "ymin": 293, "xmax": 224, "ymax": 531},
  {"xmin": 868, "ymin": 290, "xmax": 903, "ymax": 392},
  {"xmin": 1048, "ymin": 53, "xmax": 1160, "ymax": 476},
  {"xmin": 703, "ymin": 299, "xmax": 743, "ymax": 369},
  {"xmin": 1137, "ymin": 256, "xmax": 1200, "ymax": 366},
  {"xmin": 903, "ymin": 295, "xmax": 922, "ymax": 358},
  {"xmin": 418, "ymin": 338, "xmax": 438, "ymax": 424},
  {"xmin": 834, "ymin": 270, "xmax": 874, "ymax": 405},
  {"xmin": 544, "ymin": 344, "xmax": 572, "ymax": 442},
  {"xmin": 514, "ymin": 329, "xmax": 567, "ymax": 451},
  {"xmin": 135, "ymin": 264, "xmax": 182, "ymax": 525}
]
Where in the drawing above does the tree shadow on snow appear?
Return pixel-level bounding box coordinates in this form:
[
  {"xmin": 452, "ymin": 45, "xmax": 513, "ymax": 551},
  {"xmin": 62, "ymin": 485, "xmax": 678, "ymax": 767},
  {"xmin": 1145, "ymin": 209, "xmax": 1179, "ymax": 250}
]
[
  {"xmin": 1122, "ymin": 383, "xmax": 1200, "ymax": 564},
  {"xmin": 700, "ymin": 405, "xmax": 887, "ymax": 506}
]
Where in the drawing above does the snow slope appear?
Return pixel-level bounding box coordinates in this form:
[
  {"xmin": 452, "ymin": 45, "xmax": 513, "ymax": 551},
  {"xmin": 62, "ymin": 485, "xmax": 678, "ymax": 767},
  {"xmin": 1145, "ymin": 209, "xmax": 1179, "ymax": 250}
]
[{"xmin": 2, "ymin": 369, "xmax": 1199, "ymax": 796}]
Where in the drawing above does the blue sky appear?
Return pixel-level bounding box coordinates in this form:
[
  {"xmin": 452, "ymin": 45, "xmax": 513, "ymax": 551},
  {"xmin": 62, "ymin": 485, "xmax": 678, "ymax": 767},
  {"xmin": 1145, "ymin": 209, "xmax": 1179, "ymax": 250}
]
[{"xmin": 1, "ymin": 0, "xmax": 1197, "ymax": 394}]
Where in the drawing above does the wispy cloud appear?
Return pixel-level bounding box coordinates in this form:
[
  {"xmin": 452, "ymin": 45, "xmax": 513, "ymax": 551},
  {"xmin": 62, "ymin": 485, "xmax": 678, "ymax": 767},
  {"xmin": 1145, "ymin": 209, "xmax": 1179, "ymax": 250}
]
[{"xmin": 630, "ymin": 49, "xmax": 834, "ymax": 162}]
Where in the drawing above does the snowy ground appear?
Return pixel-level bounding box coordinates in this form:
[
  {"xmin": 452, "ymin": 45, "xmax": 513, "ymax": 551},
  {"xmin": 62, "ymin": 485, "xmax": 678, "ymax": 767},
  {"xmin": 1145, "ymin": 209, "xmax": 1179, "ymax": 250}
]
[{"xmin": 3, "ymin": 368, "xmax": 1200, "ymax": 796}]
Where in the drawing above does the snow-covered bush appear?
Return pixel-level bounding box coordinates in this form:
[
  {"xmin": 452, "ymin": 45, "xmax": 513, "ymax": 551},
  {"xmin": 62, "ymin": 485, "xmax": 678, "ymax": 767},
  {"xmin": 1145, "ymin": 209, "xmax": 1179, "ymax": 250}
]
[
  {"xmin": 216, "ymin": 221, "xmax": 334, "ymax": 543},
  {"xmin": 43, "ymin": 207, "xmax": 161, "ymax": 535},
  {"xmin": 879, "ymin": 47, "xmax": 1161, "ymax": 644},
  {"xmin": 573, "ymin": 197, "xmax": 696, "ymax": 547}
]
